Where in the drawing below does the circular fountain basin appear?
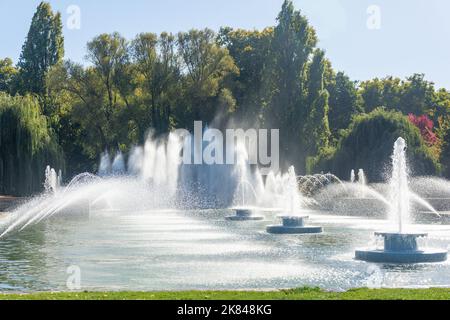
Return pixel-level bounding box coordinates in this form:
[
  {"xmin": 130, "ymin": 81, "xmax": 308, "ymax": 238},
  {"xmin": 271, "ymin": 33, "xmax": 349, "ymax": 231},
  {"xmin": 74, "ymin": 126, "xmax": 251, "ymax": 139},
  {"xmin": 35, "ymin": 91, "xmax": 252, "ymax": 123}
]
[
  {"xmin": 266, "ymin": 215, "xmax": 322, "ymax": 234},
  {"xmin": 225, "ymin": 209, "xmax": 264, "ymax": 221},
  {"xmin": 355, "ymin": 232, "xmax": 448, "ymax": 263}
]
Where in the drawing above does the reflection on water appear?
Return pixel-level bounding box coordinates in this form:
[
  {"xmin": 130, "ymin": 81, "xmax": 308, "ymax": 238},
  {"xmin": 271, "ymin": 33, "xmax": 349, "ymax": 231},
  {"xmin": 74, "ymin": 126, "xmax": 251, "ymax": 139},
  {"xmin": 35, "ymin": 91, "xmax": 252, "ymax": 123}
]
[{"xmin": 0, "ymin": 209, "xmax": 449, "ymax": 292}]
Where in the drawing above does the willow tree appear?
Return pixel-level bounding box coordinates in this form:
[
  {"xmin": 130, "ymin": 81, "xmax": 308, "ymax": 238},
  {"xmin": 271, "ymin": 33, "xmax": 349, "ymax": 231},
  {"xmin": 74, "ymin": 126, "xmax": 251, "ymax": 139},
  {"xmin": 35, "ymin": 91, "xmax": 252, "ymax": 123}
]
[
  {"xmin": 0, "ymin": 93, "xmax": 64, "ymax": 196},
  {"xmin": 17, "ymin": 2, "xmax": 64, "ymax": 99}
]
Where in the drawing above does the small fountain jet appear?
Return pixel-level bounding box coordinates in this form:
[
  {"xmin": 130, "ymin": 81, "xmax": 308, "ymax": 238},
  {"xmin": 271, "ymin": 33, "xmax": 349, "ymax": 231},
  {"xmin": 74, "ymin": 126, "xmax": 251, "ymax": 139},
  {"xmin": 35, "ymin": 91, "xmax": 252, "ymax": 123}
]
[
  {"xmin": 44, "ymin": 165, "xmax": 61, "ymax": 194},
  {"xmin": 350, "ymin": 169, "xmax": 355, "ymax": 183},
  {"xmin": 226, "ymin": 142, "xmax": 264, "ymax": 221},
  {"xmin": 355, "ymin": 137, "xmax": 447, "ymax": 263},
  {"xmin": 266, "ymin": 167, "xmax": 322, "ymax": 234}
]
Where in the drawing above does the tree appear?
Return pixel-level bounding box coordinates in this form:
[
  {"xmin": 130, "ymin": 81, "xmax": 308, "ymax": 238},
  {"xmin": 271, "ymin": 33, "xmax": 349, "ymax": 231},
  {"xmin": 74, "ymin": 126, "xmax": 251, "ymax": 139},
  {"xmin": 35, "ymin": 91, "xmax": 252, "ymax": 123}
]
[
  {"xmin": 359, "ymin": 74, "xmax": 437, "ymax": 116},
  {"xmin": 304, "ymin": 49, "xmax": 331, "ymax": 156},
  {"xmin": 265, "ymin": 0, "xmax": 317, "ymax": 171},
  {"xmin": 441, "ymin": 124, "xmax": 450, "ymax": 178},
  {"xmin": 408, "ymin": 114, "xmax": 438, "ymax": 146},
  {"xmin": 359, "ymin": 77, "xmax": 402, "ymax": 113},
  {"xmin": 305, "ymin": 89, "xmax": 331, "ymax": 155},
  {"xmin": 0, "ymin": 58, "xmax": 18, "ymax": 94},
  {"xmin": 176, "ymin": 28, "xmax": 238, "ymax": 127},
  {"xmin": 328, "ymin": 72, "xmax": 363, "ymax": 137},
  {"xmin": 132, "ymin": 32, "xmax": 180, "ymax": 134},
  {"xmin": 0, "ymin": 93, "xmax": 64, "ymax": 196},
  {"xmin": 218, "ymin": 27, "xmax": 273, "ymax": 120},
  {"xmin": 17, "ymin": 2, "xmax": 64, "ymax": 98},
  {"xmin": 313, "ymin": 108, "xmax": 439, "ymax": 181}
]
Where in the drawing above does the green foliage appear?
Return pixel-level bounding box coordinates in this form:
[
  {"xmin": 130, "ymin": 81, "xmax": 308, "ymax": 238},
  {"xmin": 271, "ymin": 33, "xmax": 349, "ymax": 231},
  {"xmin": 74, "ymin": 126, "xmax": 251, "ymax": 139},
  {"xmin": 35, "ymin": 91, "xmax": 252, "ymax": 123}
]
[
  {"xmin": 313, "ymin": 108, "xmax": 439, "ymax": 181},
  {"xmin": 176, "ymin": 28, "xmax": 239, "ymax": 127},
  {"xmin": 327, "ymin": 72, "xmax": 363, "ymax": 137},
  {"xmin": 0, "ymin": 58, "xmax": 18, "ymax": 94},
  {"xmin": 441, "ymin": 124, "xmax": 450, "ymax": 178},
  {"xmin": 359, "ymin": 74, "xmax": 438, "ymax": 117},
  {"xmin": 265, "ymin": 0, "xmax": 318, "ymax": 170},
  {"xmin": 17, "ymin": 2, "xmax": 64, "ymax": 98},
  {"xmin": 304, "ymin": 89, "xmax": 331, "ymax": 155},
  {"xmin": 0, "ymin": 93, "xmax": 64, "ymax": 196},
  {"xmin": 132, "ymin": 32, "xmax": 180, "ymax": 134},
  {"xmin": 218, "ymin": 26, "xmax": 273, "ymax": 120},
  {"xmin": 304, "ymin": 50, "xmax": 331, "ymax": 156}
]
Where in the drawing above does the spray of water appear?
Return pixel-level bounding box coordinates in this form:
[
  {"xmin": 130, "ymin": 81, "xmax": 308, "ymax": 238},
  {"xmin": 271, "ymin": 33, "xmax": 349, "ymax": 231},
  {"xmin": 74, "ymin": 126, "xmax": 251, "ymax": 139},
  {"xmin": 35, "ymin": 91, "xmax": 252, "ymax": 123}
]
[
  {"xmin": 350, "ymin": 170, "xmax": 355, "ymax": 183},
  {"xmin": 389, "ymin": 137, "xmax": 410, "ymax": 233},
  {"xmin": 358, "ymin": 169, "xmax": 367, "ymax": 198},
  {"xmin": 44, "ymin": 166, "xmax": 61, "ymax": 194},
  {"xmin": 1, "ymin": 129, "xmax": 310, "ymax": 237}
]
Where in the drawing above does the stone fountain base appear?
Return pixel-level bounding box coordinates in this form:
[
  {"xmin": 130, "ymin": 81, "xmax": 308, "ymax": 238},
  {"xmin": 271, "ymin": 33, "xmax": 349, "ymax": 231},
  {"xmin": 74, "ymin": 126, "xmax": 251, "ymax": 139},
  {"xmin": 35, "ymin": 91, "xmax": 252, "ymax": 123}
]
[
  {"xmin": 225, "ymin": 208, "xmax": 264, "ymax": 221},
  {"xmin": 266, "ymin": 216, "xmax": 322, "ymax": 234},
  {"xmin": 355, "ymin": 232, "xmax": 447, "ymax": 263}
]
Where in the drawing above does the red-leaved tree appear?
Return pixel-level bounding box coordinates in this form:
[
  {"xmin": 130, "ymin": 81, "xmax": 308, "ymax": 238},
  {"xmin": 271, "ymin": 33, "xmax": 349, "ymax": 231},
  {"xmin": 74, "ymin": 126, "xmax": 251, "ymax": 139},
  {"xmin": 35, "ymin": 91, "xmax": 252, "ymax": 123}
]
[{"xmin": 408, "ymin": 114, "xmax": 437, "ymax": 146}]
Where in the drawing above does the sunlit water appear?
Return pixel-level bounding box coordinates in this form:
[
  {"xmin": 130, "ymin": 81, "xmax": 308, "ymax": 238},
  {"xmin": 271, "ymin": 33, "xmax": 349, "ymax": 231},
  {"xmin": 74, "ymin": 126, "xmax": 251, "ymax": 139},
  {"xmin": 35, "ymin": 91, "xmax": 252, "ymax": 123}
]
[{"xmin": 1, "ymin": 209, "xmax": 449, "ymax": 292}]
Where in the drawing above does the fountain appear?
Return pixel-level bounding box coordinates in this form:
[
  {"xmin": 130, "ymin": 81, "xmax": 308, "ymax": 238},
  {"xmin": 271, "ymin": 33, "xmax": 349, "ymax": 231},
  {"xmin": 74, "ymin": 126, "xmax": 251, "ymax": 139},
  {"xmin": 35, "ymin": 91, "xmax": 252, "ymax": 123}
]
[
  {"xmin": 355, "ymin": 137, "xmax": 447, "ymax": 263},
  {"xmin": 350, "ymin": 169, "xmax": 355, "ymax": 183},
  {"xmin": 357, "ymin": 169, "xmax": 367, "ymax": 198},
  {"xmin": 226, "ymin": 143, "xmax": 264, "ymax": 221},
  {"xmin": 266, "ymin": 167, "xmax": 322, "ymax": 234},
  {"xmin": 44, "ymin": 166, "xmax": 61, "ymax": 194}
]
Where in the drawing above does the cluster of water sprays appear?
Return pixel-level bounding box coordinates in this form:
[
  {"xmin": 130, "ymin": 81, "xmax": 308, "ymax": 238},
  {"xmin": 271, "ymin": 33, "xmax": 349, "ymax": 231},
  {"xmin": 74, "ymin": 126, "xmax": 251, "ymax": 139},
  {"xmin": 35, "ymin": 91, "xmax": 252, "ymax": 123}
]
[{"xmin": 226, "ymin": 208, "xmax": 322, "ymax": 234}]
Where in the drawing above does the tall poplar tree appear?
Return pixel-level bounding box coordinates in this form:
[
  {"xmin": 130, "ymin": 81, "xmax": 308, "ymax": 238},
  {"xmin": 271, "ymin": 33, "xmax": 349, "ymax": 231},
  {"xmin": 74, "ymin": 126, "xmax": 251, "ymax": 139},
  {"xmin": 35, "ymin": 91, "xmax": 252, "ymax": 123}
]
[
  {"xmin": 265, "ymin": 0, "xmax": 317, "ymax": 171},
  {"xmin": 17, "ymin": 2, "xmax": 64, "ymax": 97}
]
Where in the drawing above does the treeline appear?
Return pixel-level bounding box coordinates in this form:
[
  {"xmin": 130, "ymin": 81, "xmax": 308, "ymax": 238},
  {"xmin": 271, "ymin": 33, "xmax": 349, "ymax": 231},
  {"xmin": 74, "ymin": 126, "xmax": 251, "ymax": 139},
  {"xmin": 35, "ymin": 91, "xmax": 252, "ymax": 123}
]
[{"xmin": 1, "ymin": 1, "xmax": 450, "ymax": 195}]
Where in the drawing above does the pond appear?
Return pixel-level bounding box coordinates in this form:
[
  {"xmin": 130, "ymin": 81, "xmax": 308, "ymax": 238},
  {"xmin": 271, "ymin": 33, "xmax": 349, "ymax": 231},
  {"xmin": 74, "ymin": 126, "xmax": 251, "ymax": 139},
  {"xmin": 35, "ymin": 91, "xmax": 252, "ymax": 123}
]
[{"xmin": 1, "ymin": 209, "xmax": 449, "ymax": 292}]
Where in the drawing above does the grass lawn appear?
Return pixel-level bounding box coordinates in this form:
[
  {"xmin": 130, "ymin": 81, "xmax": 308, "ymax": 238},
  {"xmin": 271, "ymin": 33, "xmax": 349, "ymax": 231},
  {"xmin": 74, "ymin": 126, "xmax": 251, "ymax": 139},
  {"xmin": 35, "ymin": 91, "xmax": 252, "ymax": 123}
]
[{"xmin": 0, "ymin": 287, "xmax": 449, "ymax": 300}]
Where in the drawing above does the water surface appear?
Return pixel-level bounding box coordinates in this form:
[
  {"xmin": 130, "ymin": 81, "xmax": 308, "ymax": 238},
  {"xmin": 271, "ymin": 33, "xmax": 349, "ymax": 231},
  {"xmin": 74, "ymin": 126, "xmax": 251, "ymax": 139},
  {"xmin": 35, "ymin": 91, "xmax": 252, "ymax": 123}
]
[{"xmin": 0, "ymin": 209, "xmax": 449, "ymax": 292}]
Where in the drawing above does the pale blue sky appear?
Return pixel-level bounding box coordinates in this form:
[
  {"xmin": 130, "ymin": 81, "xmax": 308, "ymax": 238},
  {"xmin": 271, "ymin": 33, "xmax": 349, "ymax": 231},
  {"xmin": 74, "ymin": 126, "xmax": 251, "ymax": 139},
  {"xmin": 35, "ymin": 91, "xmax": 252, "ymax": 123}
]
[{"xmin": 1, "ymin": 0, "xmax": 450, "ymax": 89}]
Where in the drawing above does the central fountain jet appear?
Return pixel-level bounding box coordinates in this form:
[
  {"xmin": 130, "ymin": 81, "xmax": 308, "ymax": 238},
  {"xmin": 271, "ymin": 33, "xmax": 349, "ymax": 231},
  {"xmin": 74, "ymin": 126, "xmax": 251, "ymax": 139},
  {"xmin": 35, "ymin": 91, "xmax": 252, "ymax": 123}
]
[{"xmin": 355, "ymin": 137, "xmax": 447, "ymax": 263}]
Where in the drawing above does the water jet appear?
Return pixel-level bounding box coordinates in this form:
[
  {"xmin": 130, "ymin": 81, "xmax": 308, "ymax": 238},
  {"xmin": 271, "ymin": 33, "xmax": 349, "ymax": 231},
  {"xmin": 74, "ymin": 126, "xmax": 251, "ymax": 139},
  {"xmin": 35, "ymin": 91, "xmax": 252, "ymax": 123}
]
[
  {"xmin": 355, "ymin": 138, "xmax": 447, "ymax": 263},
  {"xmin": 266, "ymin": 167, "xmax": 322, "ymax": 234}
]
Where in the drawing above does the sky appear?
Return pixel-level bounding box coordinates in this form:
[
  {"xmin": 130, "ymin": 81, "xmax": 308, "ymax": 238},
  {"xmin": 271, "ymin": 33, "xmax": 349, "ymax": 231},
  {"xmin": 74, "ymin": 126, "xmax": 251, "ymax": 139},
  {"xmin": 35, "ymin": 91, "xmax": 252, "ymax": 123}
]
[{"xmin": 1, "ymin": 0, "xmax": 450, "ymax": 89}]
